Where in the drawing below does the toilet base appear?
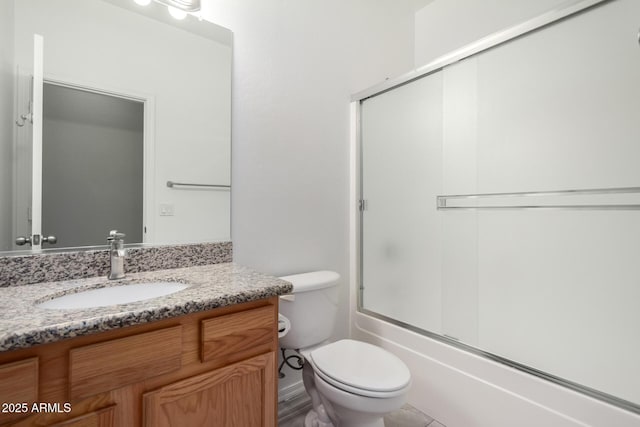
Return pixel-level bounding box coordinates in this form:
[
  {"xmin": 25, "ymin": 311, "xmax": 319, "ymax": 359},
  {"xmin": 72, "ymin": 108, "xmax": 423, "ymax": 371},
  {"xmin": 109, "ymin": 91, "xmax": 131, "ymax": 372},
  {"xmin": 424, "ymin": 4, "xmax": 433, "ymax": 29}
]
[
  {"xmin": 312, "ymin": 367, "xmax": 403, "ymax": 427},
  {"xmin": 304, "ymin": 408, "xmax": 334, "ymax": 427},
  {"xmin": 304, "ymin": 407, "xmax": 386, "ymax": 427},
  {"xmin": 299, "ymin": 339, "xmax": 410, "ymax": 427}
]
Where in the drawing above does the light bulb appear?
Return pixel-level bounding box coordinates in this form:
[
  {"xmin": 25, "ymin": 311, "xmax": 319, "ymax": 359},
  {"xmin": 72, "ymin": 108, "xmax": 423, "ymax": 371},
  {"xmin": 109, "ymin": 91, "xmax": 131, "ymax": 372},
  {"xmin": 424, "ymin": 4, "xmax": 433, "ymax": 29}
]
[
  {"xmin": 133, "ymin": 0, "xmax": 151, "ymax": 5},
  {"xmin": 168, "ymin": 6, "xmax": 187, "ymax": 20}
]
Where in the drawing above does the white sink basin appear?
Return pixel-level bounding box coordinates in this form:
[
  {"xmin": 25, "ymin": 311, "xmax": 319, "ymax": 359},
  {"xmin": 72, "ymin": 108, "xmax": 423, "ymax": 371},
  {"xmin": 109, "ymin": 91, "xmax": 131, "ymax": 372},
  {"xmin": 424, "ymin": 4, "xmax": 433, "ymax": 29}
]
[{"xmin": 37, "ymin": 282, "xmax": 190, "ymax": 309}]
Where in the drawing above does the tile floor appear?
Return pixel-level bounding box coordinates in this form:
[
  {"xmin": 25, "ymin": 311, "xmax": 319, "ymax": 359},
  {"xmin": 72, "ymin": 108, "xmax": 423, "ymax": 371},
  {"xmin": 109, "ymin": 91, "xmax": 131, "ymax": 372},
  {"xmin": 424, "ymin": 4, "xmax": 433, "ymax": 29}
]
[{"xmin": 278, "ymin": 393, "xmax": 445, "ymax": 427}]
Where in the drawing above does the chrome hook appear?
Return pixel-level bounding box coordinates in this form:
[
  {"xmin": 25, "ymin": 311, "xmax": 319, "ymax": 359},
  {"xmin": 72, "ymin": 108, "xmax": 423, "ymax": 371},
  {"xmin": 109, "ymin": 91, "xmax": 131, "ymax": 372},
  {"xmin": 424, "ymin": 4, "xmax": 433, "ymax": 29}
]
[{"xmin": 15, "ymin": 113, "xmax": 31, "ymax": 127}]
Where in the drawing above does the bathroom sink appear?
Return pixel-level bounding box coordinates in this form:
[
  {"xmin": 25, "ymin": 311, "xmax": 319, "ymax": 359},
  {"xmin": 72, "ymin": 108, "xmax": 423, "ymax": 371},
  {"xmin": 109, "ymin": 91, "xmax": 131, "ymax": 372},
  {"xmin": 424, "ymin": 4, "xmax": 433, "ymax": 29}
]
[{"xmin": 37, "ymin": 282, "xmax": 190, "ymax": 309}]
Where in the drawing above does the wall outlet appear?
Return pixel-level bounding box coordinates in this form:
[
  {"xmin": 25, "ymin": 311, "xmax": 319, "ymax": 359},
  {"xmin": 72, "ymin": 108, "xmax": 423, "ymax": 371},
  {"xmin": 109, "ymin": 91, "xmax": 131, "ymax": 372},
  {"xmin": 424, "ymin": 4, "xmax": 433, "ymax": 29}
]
[{"xmin": 159, "ymin": 203, "xmax": 175, "ymax": 216}]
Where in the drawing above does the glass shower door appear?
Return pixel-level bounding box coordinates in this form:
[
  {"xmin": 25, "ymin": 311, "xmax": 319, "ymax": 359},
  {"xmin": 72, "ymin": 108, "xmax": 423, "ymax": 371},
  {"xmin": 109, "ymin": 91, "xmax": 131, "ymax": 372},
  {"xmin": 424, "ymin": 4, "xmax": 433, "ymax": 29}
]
[
  {"xmin": 360, "ymin": 71, "xmax": 444, "ymax": 333},
  {"xmin": 358, "ymin": 0, "xmax": 640, "ymax": 411}
]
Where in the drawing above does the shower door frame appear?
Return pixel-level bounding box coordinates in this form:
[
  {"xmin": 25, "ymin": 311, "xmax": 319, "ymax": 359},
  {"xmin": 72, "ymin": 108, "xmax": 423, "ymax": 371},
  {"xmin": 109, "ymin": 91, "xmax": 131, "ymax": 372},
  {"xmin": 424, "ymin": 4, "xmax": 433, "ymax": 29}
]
[{"xmin": 351, "ymin": 0, "xmax": 640, "ymax": 416}]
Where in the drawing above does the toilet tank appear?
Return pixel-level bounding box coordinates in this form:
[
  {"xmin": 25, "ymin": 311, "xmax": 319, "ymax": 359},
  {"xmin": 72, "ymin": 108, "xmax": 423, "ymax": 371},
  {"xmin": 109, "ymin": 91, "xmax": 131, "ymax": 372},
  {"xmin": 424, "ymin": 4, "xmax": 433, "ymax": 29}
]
[{"xmin": 278, "ymin": 271, "xmax": 340, "ymax": 350}]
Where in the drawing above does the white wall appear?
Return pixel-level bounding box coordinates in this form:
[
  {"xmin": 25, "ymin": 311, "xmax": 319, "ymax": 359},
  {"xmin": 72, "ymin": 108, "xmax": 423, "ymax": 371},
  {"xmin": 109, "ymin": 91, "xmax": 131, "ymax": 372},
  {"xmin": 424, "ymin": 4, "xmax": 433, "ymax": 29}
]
[
  {"xmin": 350, "ymin": 0, "xmax": 640, "ymax": 426},
  {"xmin": 201, "ymin": 0, "xmax": 424, "ymax": 391},
  {"xmin": 414, "ymin": 0, "xmax": 569, "ymax": 66},
  {"xmin": 0, "ymin": 1, "xmax": 14, "ymax": 251}
]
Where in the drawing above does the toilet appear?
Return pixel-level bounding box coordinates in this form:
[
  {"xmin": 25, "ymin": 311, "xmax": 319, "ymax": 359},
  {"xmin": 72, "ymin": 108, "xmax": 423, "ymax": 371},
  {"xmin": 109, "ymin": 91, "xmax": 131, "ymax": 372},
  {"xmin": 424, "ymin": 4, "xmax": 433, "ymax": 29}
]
[{"xmin": 279, "ymin": 271, "xmax": 411, "ymax": 427}]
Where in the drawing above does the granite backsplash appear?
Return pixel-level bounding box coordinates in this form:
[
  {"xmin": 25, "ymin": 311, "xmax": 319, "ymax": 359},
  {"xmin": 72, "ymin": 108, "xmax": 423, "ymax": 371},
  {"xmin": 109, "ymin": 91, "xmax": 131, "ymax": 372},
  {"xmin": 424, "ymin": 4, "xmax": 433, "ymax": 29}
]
[{"xmin": 0, "ymin": 241, "xmax": 232, "ymax": 287}]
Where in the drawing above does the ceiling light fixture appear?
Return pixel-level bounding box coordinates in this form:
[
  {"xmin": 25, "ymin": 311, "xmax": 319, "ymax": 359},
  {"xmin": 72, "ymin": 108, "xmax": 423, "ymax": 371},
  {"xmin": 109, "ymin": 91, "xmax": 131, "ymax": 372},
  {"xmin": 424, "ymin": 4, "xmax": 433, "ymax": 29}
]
[
  {"xmin": 131, "ymin": 0, "xmax": 201, "ymax": 13},
  {"xmin": 158, "ymin": 0, "xmax": 200, "ymax": 13},
  {"xmin": 167, "ymin": 6, "xmax": 187, "ymax": 19}
]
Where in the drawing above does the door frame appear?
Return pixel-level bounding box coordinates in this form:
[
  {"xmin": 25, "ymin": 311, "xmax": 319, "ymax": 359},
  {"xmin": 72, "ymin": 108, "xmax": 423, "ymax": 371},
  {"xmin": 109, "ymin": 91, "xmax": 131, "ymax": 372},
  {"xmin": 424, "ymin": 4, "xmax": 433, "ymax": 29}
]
[{"xmin": 41, "ymin": 74, "xmax": 155, "ymax": 246}]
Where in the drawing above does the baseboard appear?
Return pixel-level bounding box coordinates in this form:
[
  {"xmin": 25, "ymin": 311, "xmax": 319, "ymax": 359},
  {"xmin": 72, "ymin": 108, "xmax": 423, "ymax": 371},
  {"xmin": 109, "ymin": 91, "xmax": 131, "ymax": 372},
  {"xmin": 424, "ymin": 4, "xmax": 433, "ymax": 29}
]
[
  {"xmin": 278, "ymin": 381, "xmax": 311, "ymax": 423},
  {"xmin": 278, "ymin": 380, "xmax": 306, "ymax": 403}
]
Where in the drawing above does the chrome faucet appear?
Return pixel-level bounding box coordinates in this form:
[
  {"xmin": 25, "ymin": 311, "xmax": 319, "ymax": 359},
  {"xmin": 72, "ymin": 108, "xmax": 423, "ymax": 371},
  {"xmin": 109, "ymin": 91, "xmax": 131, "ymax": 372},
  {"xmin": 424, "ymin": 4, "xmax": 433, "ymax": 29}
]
[{"xmin": 107, "ymin": 230, "xmax": 126, "ymax": 280}]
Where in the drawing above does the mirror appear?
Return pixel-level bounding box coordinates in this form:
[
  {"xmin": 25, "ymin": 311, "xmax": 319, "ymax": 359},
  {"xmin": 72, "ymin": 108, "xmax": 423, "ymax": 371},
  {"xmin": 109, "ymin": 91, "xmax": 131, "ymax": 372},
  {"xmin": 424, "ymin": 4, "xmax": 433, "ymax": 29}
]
[{"xmin": 0, "ymin": 0, "xmax": 232, "ymax": 253}]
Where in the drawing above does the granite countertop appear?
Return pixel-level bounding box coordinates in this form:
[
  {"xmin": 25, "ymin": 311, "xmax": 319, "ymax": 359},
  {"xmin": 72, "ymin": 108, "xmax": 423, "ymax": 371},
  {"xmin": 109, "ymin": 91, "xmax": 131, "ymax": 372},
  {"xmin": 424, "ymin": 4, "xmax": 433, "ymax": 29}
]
[{"xmin": 0, "ymin": 263, "xmax": 292, "ymax": 352}]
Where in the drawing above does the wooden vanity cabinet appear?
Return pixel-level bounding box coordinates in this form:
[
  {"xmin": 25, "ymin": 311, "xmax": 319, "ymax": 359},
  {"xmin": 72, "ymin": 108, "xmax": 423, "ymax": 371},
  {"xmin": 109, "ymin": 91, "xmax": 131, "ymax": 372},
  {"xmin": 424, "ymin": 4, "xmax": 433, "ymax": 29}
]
[
  {"xmin": 0, "ymin": 297, "xmax": 278, "ymax": 427},
  {"xmin": 143, "ymin": 352, "xmax": 275, "ymax": 426}
]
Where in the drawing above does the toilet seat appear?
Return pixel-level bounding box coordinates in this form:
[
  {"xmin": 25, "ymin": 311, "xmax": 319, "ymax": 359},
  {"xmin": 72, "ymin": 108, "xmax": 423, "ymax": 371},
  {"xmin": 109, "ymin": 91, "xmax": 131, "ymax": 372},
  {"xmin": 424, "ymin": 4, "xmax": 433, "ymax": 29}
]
[{"xmin": 308, "ymin": 339, "xmax": 411, "ymax": 398}]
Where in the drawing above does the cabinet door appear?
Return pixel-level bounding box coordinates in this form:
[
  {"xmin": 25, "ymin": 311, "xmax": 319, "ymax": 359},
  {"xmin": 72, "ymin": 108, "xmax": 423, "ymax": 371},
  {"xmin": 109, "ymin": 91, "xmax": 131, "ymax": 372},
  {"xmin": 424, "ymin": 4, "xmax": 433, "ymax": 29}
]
[
  {"xmin": 143, "ymin": 352, "xmax": 276, "ymax": 427},
  {"xmin": 0, "ymin": 357, "xmax": 38, "ymax": 424},
  {"xmin": 47, "ymin": 405, "xmax": 116, "ymax": 427},
  {"xmin": 7, "ymin": 404, "xmax": 116, "ymax": 427}
]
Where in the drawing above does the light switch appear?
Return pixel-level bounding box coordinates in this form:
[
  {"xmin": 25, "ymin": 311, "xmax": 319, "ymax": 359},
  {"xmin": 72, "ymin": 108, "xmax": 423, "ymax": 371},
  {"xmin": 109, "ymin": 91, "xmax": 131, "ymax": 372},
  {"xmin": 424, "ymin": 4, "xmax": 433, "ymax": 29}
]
[{"xmin": 159, "ymin": 204, "xmax": 175, "ymax": 216}]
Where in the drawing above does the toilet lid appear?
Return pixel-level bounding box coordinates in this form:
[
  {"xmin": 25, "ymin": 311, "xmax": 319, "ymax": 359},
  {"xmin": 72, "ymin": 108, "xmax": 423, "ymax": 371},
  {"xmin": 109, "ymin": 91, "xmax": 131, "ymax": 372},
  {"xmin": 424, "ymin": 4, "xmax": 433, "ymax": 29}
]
[{"xmin": 309, "ymin": 339, "xmax": 411, "ymax": 397}]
